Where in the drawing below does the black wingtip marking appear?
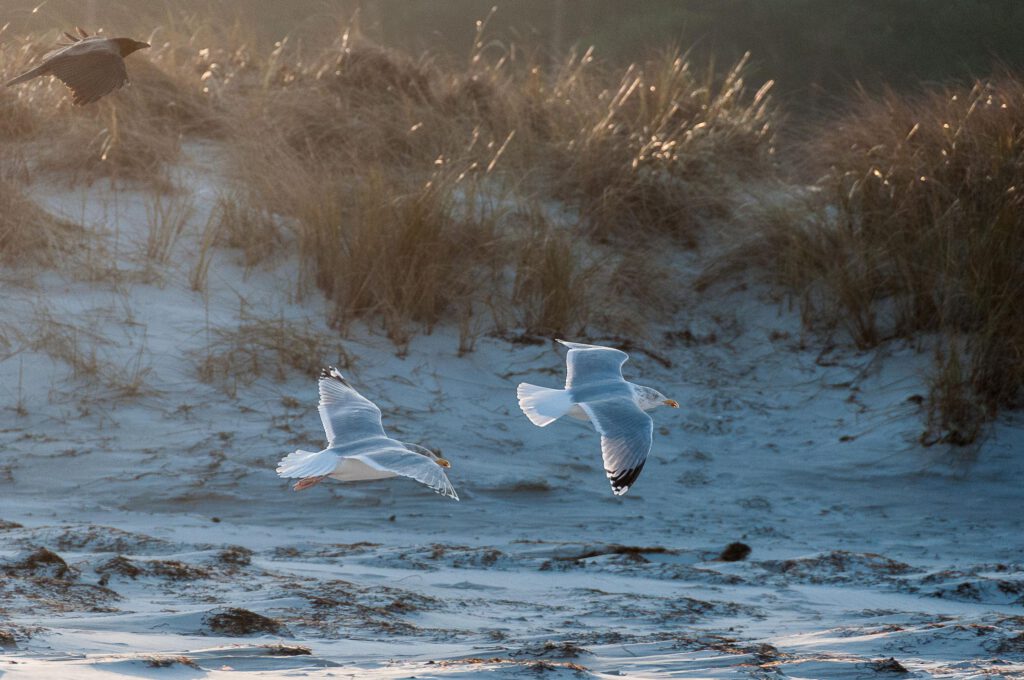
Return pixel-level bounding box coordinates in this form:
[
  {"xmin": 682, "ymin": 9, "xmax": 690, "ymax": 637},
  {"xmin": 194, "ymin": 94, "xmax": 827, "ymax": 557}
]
[
  {"xmin": 607, "ymin": 462, "xmax": 645, "ymax": 494},
  {"xmin": 319, "ymin": 366, "xmax": 350, "ymax": 386}
]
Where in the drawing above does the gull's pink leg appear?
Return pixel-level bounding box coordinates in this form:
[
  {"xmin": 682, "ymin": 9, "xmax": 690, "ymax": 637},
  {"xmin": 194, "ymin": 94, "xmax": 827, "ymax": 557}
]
[{"xmin": 293, "ymin": 476, "xmax": 327, "ymax": 491}]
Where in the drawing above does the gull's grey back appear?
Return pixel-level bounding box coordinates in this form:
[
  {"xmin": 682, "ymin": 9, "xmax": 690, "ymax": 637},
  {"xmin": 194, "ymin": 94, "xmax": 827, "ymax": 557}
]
[{"xmin": 561, "ymin": 342, "xmax": 632, "ymax": 402}]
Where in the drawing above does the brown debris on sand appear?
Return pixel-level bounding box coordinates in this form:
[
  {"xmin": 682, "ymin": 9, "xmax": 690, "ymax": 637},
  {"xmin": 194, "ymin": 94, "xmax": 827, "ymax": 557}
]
[
  {"xmin": 217, "ymin": 546, "xmax": 253, "ymax": 566},
  {"xmin": 0, "ymin": 630, "xmax": 17, "ymax": 650},
  {"xmin": 96, "ymin": 556, "xmax": 143, "ymax": 586},
  {"xmin": 262, "ymin": 644, "xmax": 312, "ymax": 656},
  {"xmin": 436, "ymin": 657, "xmax": 589, "ymax": 673},
  {"xmin": 554, "ymin": 545, "xmax": 673, "ymax": 562},
  {"xmin": 145, "ymin": 655, "xmax": 200, "ymax": 669},
  {"xmin": 719, "ymin": 542, "xmax": 752, "ymax": 562},
  {"xmin": 203, "ymin": 607, "xmax": 284, "ymax": 637},
  {"xmin": 871, "ymin": 657, "xmax": 910, "ymax": 673},
  {"xmin": 512, "ymin": 640, "xmax": 591, "ymax": 659},
  {"xmin": 6, "ymin": 547, "xmax": 74, "ymax": 579}
]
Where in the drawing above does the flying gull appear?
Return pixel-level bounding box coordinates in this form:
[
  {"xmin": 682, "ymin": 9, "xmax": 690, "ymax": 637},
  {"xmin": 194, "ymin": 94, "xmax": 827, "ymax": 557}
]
[
  {"xmin": 5, "ymin": 27, "xmax": 149, "ymax": 105},
  {"xmin": 517, "ymin": 340, "xmax": 678, "ymax": 495},
  {"xmin": 277, "ymin": 367, "xmax": 459, "ymax": 500}
]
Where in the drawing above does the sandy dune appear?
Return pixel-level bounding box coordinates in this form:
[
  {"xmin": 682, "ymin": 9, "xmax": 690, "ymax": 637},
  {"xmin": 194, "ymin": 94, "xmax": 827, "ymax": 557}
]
[{"xmin": 0, "ymin": 146, "xmax": 1022, "ymax": 678}]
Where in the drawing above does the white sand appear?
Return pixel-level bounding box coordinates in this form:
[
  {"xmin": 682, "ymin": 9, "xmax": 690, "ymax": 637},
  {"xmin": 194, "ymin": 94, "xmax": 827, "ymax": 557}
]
[{"xmin": 0, "ymin": 145, "xmax": 1021, "ymax": 678}]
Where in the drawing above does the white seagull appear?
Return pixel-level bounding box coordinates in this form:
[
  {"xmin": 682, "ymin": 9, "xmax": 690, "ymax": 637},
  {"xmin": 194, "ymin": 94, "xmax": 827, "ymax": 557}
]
[
  {"xmin": 276, "ymin": 367, "xmax": 458, "ymax": 500},
  {"xmin": 517, "ymin": 340, "xmax": 678, "ymax": 495}
]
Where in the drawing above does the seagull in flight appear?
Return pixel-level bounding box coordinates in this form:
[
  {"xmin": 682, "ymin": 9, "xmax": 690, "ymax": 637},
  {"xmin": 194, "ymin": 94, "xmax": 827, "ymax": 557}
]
[
  {"xmin": 517, "ymin": 340, "xmax": 678, "ymax": 495},
  {"xmin": 277, "ymin": 367, "xmax": 458, "ymax": 500},
  {"xmin": 5, "ymin": 27, "xmax": 149, "ymax": 105}
]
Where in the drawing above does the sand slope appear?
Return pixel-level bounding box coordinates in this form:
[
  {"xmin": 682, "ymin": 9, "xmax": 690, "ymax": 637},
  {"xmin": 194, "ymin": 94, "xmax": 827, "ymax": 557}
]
[{"xmin": 0, "ymin": 146, "xmax": 1022, "ymax": 678}]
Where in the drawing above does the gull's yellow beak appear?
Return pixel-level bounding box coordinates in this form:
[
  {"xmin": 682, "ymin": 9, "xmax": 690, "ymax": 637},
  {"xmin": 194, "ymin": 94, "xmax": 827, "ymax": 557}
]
[
  {"xmin": 664, "ymin": 399, "xmax": 679, "ymax": 408},
  {"xmin": 435, "ymin": 458, "xmax": 451, "ymax": 468}
]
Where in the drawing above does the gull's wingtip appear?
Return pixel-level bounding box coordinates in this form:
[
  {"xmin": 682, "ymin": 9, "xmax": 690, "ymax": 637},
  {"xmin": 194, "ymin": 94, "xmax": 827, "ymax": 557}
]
[
  {"xmin": 319, "ymin": 366, "xmax": 351, "ymax": 386},
  {"xmin": 437, "ymin": 484, "xmax": 459, "ymax": 501},
  {"xmin": 556, "ymin": 338, "xmax": 619, "ymax": 353}
]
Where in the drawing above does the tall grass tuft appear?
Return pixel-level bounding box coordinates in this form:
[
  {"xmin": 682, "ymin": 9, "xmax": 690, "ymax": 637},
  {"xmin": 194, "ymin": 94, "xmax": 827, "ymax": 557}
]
[
  {"xmin": 144, "ymin": 191, "xmax": 195, "ymax": 264},
  {"xmin": 512, "ymin": 212, "xmax": 593, "ymax": 337},
  {"xmin": 0, "ymin": 175, "xmax": 79, "ymax": 265},
  {"xmin": 196, "ymin": 312, "xmax": 350, "ymax": 395},
  {"xmin": 211, "ymin": 23, "xmax": 773, "ymax": 346},
  {"xmin": 552, "ymin": 50, "xmax": 775, "ymax": 245},
  {"xmin": 211, "ymin": 193, "xmax": 282, "ymax": 269},
  {"xmin": 765, "ymin": 77, "xmax": 1024, "ymax": 442},
  {"xmin": 298, "ymin": 165, "xmax": 503, "ymax": 344}
]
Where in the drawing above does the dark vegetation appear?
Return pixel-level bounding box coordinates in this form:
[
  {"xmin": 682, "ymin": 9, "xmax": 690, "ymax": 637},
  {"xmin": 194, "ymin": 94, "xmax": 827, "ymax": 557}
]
[
  {"xmin": 719, "ymin": 542, "xmax": 751, "ymax": 562},
  {"xmin": 757, "ymin": 77, "xmax": 1024, "ymax": 446}
]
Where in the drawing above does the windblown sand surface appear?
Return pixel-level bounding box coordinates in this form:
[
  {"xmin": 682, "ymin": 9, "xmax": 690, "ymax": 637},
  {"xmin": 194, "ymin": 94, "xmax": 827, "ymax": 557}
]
[{"xmin": 1, "ymin": 146, "xmax": 1022, "ymax": 678}]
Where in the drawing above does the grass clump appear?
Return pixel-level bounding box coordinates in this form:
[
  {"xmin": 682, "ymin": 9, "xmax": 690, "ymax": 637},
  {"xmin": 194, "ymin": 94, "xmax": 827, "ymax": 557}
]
[
  {"xmin": 203, "ymin": 607, "xmax": 283, "ymax": 637},
  {"xmin": 551, "ymin": 50, "xmax": 775, "ymax": 245},
  {"xmin": 25, "ymin": 308, "xmax": 156, "ymax": 402},
  {"xmin": 0, "ymin": 176, "xmax": 79, "ymax": 265},
  {"xmin": 512, "ymin": 213, "xmax": 593, "ymax": 337},
  {"xmin": 196, "ymin": 311, "xmax": 349, "ymax": 394},
  {"xmin": 219, "ymin": 28, "xmax": 757, "ymax": 346},
  {"xmin": 212, "ymin": 193, "xmax": 282, "ymax": 268},
  {"xmin": 764, "ymin": 77, "xmax": 1024, "ymax": 443},
  {"xmin": 145, "ymin": 656, "xmax": 200, "ymax": 670},
  {"xmin": 6, "ymin": 547, "xmax": 72, "ymax": 579},
  {"xmin": 144, "ymin": 191, "xmax": 194, "ymax": 263},
  {"xmin": 299, "ymin": 166, "xmax": 503, "ymax": 347}
]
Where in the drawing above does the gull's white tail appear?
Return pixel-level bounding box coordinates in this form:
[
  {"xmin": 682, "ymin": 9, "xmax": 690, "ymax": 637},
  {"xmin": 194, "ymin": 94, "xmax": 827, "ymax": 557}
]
[
  {"xmin": 517, "ymin": 383, "xmax": 573, "ymax": 427},
  {"xmin": 276, "ymin": 449, "xmax": 338, "ymax": 479}
]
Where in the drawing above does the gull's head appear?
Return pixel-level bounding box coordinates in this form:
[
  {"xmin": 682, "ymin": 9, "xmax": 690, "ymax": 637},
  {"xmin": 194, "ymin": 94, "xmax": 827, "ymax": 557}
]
[
  {"xmin": 114, "ymin": 37, "xmax": 150, "ymax": 56},
  {"xmin": 634, "ymin": 386, "xmax": 678, "ymax": 411},
  {"xmin": 421, "ymin": 447, "xmax": 451, "ymax": 468},
  {"xmin": 408, "ymin": 443, "xmax": 452, "ymax": 468}
]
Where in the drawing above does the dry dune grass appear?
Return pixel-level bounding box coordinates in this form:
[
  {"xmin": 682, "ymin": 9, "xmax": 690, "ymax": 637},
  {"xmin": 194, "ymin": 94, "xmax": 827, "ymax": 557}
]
[
  {"xmin": 0, "ymin": 89, "xmax": 37, "ymax": 141},
  {"xmin": 1, "ymin": 15, "xmax": 774, "ymax": 341},
  {"xmin": 196, "ymin": 310, "xmax": 350, "ymax": 396},
  {"xmin": 210, "ymin": 193, "xmax": 282, "ymax": 270},
  {"xmin": 551, "ymin": 50, "xmax": 776, "ymax": 245},
  {"xmin": 25, "ymin": 307, "xmax": 156, "ymax": 402},
  {"xmin": 0, "ymin": 173, "xmax": 79, "ymax": 266},
  {"xmin": 143, "ymin": 190, "xmax": 195, "ymax": 263},
  {"xmin": 757, "ymin": 77, "xmax": 1024, "ymax": 443},
  {"xmin": 207, "ymin": 22, "xmax": 775, "ymax": 344},
  {"xmin": 511, "ymin": 211, "xmax": 595, "ymax": 337},
  {"xmin": 298, "ymin": 167, "xmax": 504, "ymax": 344}
]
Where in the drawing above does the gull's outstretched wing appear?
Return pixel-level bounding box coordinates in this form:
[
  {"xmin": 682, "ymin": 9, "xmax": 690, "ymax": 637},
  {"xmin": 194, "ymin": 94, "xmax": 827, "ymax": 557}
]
[
  {"xmin": 557, "ymin": 339, "xmax": 629, "ymax": 389},
  {"xmin": 317, "ymin": 367, "xmax": 387, "ymax": 447},
  {"xmin": 351, "ymin": 449, "xmax": 459, "ymax": 500},
  {"xmin": 579, "ymin": 398, "xmax": 653, "ymax": 495},
  {"xmin": 47, "ymin": 46, "xmax": 129, "ymax": 105}
]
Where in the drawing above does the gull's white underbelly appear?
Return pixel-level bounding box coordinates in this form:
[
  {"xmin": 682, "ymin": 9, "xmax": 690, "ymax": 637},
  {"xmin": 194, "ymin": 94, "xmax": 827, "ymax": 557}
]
[{"xmin": 329, "ymin": 457, "xmax": 397, "ymax": 482}]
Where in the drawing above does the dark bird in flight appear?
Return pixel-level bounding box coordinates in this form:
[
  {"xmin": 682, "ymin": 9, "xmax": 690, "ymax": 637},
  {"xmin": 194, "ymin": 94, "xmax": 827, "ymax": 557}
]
[{"xmin": 5, "ymin": 28, "xmax": 149, "ymax": 105}]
